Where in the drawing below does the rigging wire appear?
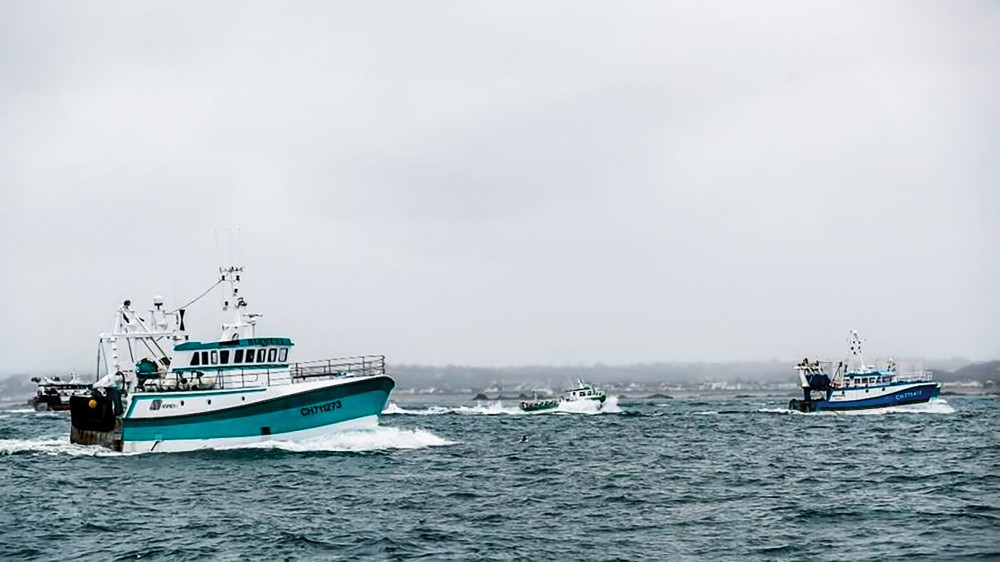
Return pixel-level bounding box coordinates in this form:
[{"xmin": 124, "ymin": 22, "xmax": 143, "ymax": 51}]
[{"xmin": 169, "ymin": 278, "xmax": 223, "ymax": 313}]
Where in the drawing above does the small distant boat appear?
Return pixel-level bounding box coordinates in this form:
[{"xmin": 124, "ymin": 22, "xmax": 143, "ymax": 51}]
[
  {"xmin": 27, "ymin": 374, "xmax": 91, "ymax": 412},
  {"xmin": 788, "ymin": 331, "xmax": 941, "ymax": 413},
  {"xmin": 519, "ymin": 380, "xmax": 607, "ymax": 412}
]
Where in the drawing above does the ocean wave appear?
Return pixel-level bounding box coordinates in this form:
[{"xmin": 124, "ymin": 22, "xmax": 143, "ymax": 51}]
[
  {"xmin": 382, "ymin": 403, "xmax": 452, "ymax": 416},
  {"xmin": 755, "ymin": 399, "xmax": 956, "ymax": 416},
  {"xmin": 0, "ymin": 437, "xmax": 123, "ymax": 457},
  {"xmin": 1, "ymin": 427, "xmax": 454, "ymax": 456},
  {"xmin": 215, "ymin": 426, "xmax": 456, "ymax": 453},
  {"xmin": 384, "ymin": 395, "xmax": 623, "ymax": 416},
  {"xmin": 755, "ymin": 407, "xmax": 806, "ymax": 415},
  {"xmin": 838, "ymin": 399, "xmax": 956, "ymax": 416}
]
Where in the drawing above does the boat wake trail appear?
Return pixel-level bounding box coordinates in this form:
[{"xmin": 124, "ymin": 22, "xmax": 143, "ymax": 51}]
[
  {"xmin": 219, "ymin": 427, "xmax": 456, "ymax": 453},
  {"xmin": 4, "ymin": 408, "xmax": 40, "ymax": 414},
  {"xmin": 0, "ymin": 437, "xmax": 122, "ymax": 457},
  {"xmin": 1, "ymin": 428, "xmax": 455, "ymax": 456},
  {"xmin": 385, "ymin": 401, "xmax": 522, "ymax": 415},
  {"xmin": 384, "ymin": 395, "xmax": 623, "ymax": 416},
  {"xmin": 555, "ymin": 394, "xmax": 622, "ymax": 415},
  {"xmin": 755, "ymin": 399, "xmax": 956, "ymax": 416},
  {"xmin": 755, "ymin": 407, "xmax": 807, "ymax": 415},
  {"xmin": 841, "ymin": 398, "xmax": 956, "ymax": 416},
  {"xmin": 383, "ymin": 403, "xmax": 474, "ymax": 415}
]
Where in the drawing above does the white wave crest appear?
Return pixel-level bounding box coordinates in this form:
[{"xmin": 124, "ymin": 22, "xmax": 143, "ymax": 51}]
[
  {"xmin": 553, "ymin": 394, "xmax": 621, "ymax": 415},
  {"xmin": 4, "ymin": 408, "xmax": 38, "ymax": 414},
  {"xmin": 756, "ymin": 399, "xmax": 956, "ymax": 416},
  {"xmin": 598, "ymin": 395, "xmax": 622, "ymax": 414},
  {"xmin": 220, "ymin": 426, "xmax": 455, "ymax": 452},
  {"xmin": 459, "ymin": 401, "xmax": 527, "ymax": 415},
  {"xmin": 0, "ymin": 437, "xmax": 123, "ymax": 457},
  {"xmin": 836, "ymin": 398, "xmax": 956, "ymax": 416},
  {"xmin": 1, "ymin": 427, "xmax": 454, "ymax": 456},
  {"xmin": 755, "ymin": 407, "xmax": 804, "ymax": 415},
  {"xmin": 384, "ymin": 395, "xmax": 622, "ymax": 416},
  {"xmin": 383, "ymin": 402, "xmax": 452, "ymax": 416}
]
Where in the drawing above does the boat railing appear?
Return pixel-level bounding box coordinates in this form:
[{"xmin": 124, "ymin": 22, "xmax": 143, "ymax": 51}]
[
  {"xmin": 214, "ymin": 355, "xmax": 386, "ymax": 389},
  {"xmin": 897, "ymin": 370, "xmax": 934, "ymax": 383},
  {"xmin": 289, "ymin": 355, "xmax": 387, "ymax": 381},
  {"xmin": 131, "ymin": 355, "xmax": 387, "ymax": 393}
]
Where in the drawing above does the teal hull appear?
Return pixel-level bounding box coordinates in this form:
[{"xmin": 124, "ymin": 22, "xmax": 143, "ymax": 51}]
[{"xmin": 122, "ymin": 376, "xmax": 394, "ymax": 442}]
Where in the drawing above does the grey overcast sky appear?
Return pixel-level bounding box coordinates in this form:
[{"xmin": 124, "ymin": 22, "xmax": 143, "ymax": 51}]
[{"xmin": 0, "ymin": 1, "xmax": 997, "ymax": 374}]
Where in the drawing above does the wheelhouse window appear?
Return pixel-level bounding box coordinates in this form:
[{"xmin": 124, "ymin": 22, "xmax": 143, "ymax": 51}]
[
  {"xmin": 210, "ymin": 351, "xmax": 219, "ymax": 365},
  {"xmin": 245, "ymin": 349, "xmax": 256, "ymax": 364},
  {"xmin": 191, "ymin": 352, "xmax": 201, "ymax": 366},
  {"xmin": 220, "ymin": 350, "xmax": 230, "ymax": 364},
  {"xmin": 278, "ymin": 348, "xmax": 288, "ymax": 362},
  {"xmin": 234, "ymin": 349, "xmax": 244, "ymax": 363},
  {"xmin": 267, "ymin": 349, "xmax": 276, "ymax": 362},
  {"xmin": 256, "ymin": 349, "xmax": 266, "ymax": 362},
  {"xmin": 201, "ymin": 351, "xmax": 209, "ymax": 365}
]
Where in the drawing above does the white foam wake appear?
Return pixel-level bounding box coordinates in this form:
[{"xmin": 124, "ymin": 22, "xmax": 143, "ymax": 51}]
[
  {"xmin": 755, "ymin": 398, "xmax": 956, "ymax": 416},
  {"xmin": 838, "ymin": 398, "xmax": 956, "ymax": 416},
  {"xmin": 383, "ymin": 400, "xmax": 523, "ymax": 416},
  {"xmin": 219, "ymin": 426, "xmax": 455, "ymax": 452},
  {"xmin": 383, "ymin": 402, "xmax": 453, "ymax": 416},
  {"xmin": 0, "ymin": 437, "xmax": 123, "ymax": 457},
  {"xmin": 0, "ymin": 427, "xmax": 454, "ymax": 456},
  {"xmin": 384, "ymin": 395, "xmax": 623, "ymax": 416},
  {"xmin": 553, "ymin": 394, "xmax": 622, "ymax": 415},
  {"xmin": 755, "ymin": 407, "xmax": 803, "ymax": 415},
  {"xmin": 598, "ymin": 395, "xmax": 622, "ymax": 414}
]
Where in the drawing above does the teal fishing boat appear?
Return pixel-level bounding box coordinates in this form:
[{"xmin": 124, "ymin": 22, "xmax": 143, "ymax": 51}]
[{"xmin": 70, "ymin": 265, "xmax": 395, "ymax": 453}]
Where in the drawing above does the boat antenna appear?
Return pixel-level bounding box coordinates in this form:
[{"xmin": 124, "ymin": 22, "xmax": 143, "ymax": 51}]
[
  {"xmin": 228, "ymin": 228, "xmax": 235, "ymax": 267},
  {"xmin": 95, "ymin": 342, "xmax": 102, "ymax": 382},
  {"xmin": 848, "ymin": 330, "xmax": 866, "ymax": 372},
  {"xmin": 214, "ymin": 229, "xmax": 222, "ymax": 271}
]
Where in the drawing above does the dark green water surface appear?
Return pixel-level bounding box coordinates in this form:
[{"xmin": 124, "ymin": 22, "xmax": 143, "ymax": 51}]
[{"xmin": 1, "ymin": 395, "xmax": 997, "ymax": 560}]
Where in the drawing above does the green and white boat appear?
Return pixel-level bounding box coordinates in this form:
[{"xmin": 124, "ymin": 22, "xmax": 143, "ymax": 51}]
[
  {"xmin": 519, "ymin": 380, "xmax": 607, "ymax": 412},
  {"xmin": 69, "ymin": 264, "xmax": 395, "ymax": 453}
]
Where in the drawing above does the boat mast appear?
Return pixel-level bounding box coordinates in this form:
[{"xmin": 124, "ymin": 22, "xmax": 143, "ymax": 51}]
[
  {"xmin": 847, "ymin": 330, "xmax": 866, "ymax": 373},
  {"xmin": 97, "ymin": 297, "xmax": 185, "ymax": 383},
  {"xmin": 219, "ymin": 266, "xmax": 259, "ymax": 341}
]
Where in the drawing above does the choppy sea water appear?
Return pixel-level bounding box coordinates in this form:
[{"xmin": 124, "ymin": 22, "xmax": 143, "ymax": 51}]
[{"xmin": 1, "ymin": 394, "xmax": 998, "ymax": 560}]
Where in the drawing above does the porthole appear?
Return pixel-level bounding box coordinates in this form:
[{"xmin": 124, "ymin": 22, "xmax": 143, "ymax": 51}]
[
  {"xmin": 181, "ymin": 400, "xmax": 185, "ymax": 406},
  {"xmin": 207, "ymin": 399, "xmax": 212, "ymax": 405}
]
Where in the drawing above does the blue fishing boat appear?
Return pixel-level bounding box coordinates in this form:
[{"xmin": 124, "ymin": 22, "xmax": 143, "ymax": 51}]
[
  {"xmin": 788, "ymin": 331, "xmax": 940, "ymax": 413},
  {"xmin": 70, "ymin": 265, "xmax": 394, "ymax": 453}
]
